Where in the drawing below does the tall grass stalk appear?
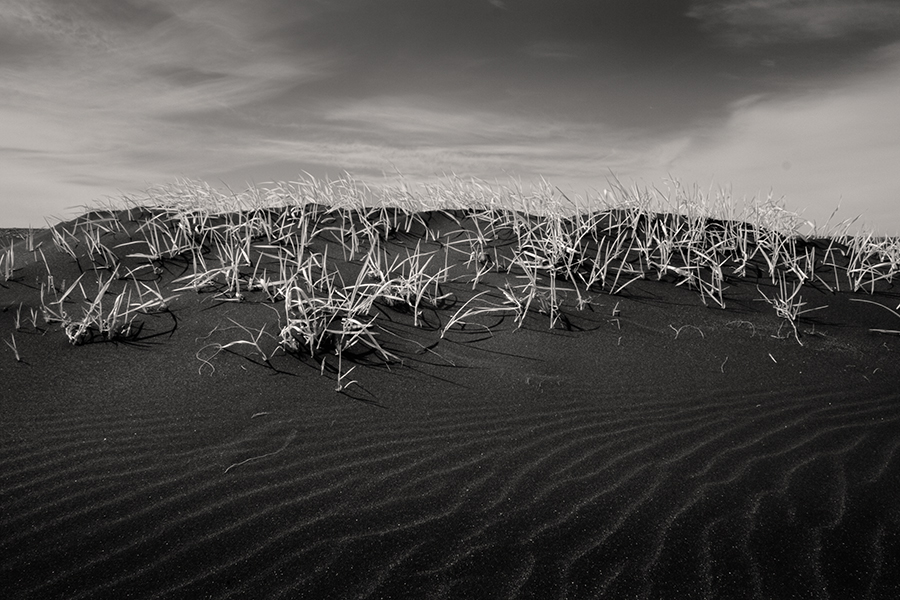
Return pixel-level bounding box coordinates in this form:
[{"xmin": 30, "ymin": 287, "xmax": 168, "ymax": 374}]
[
  {"xmin": 1, "ymin": 242, "xmax": 14, "ymax": 281},
  {"xmin": 5, "ymin": 333, "xmax": 21, "ymax": 362}
]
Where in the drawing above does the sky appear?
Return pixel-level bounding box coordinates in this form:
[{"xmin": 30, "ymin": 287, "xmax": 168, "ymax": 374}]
[{"xmin": 2, "ymin": 0, "xmax": 900, "ymax": 232}]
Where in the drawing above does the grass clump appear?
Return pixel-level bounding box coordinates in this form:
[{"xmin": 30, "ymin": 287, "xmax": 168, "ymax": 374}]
[{"xmin": 20, "ymin": 174, "xmax": 900, "ymax": 388}]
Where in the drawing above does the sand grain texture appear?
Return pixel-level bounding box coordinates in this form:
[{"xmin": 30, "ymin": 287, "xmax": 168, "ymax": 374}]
[{"xmin": 2, "ymin": 205, "xmax": 900, "ymax": 599}]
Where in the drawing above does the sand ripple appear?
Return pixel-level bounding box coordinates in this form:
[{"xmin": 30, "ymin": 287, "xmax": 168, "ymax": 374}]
[{"xmin": 3, "ymin": 383, "xmax": 900, "ymax": 599}]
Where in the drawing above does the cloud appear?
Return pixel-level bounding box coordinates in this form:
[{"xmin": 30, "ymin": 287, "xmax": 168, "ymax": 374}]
[
  {"xmin": 0, "ymin": 0, "xmax": 172, "ymax": 57},
  {"xmin": 322, "ymin": 97, "xmax": 577, "ymax": 144},
  {"xmin": 663, "ymin": 45, "xmax": 900, "ymax": 232},
  {"xmin": 522, "ymin": 41, "xmax": 584, "ymax": 61},
  {"xmin": 1, "ymin": 0, "xmax": 327, "ymax": 116},
  {"xmin": 233, "ymin": 96, "xmax": 666, "ymax": 199},
  {"xmin": 688, "ymin": 0, "xmax": 900, "ymax": 47},
  {"xmin": 4, "ymin": 0, "xmax": 897, "ymax": 235},
  {"xmin": 0, "ymin": 0, "xmax": 333, "ymax": 225}
]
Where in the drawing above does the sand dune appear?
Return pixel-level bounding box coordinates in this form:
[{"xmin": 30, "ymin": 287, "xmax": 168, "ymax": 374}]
[
  {"xmin": 3, "ymin": 191, "xmax": 900, "ymax": 598},
  {"xmin": 4, "ymin": 373, "xmax": 899, "ymax": 598}
]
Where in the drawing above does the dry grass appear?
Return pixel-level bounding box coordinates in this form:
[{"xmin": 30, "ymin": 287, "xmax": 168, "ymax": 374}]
[{"xmin": 17, "ymin": 174, "xmax": 900, "ymax": 385}]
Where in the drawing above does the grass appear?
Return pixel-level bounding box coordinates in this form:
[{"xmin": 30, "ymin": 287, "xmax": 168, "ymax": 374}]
[
  {"xmin": 37, "ymin": 266, "xmax": 175, "ymax": 345},
  {"xmin": 5, "ymin": 333, "xmax": 21, "ymax": 362},
  {"xmin": 223, "ymin": 429, "xmax": 298, "ymax": 474},
  {"xmin": 13, "ymin": 303, "xmax": 23, "ymax": 330},
  {"xmin": 197, "ymin": 319, "xmax": 275, "ymax": 375},
  {"xmin": 1, "ymin": 243, "xmax": 12, "ymax": 281},
  {"xmin": 14, "ymin": 174, "xmax": 900, "ymax": 387},
  {"xmin": 849, "ymin": 298, "xmax": 900, "ymax": 335},
  {"xmin": 756, "ymin": 272, "xmax": 827, "ymax": 345},
  {"xmin": 442, "ymin": 290, "xmax": 510, "ymax": 337}
]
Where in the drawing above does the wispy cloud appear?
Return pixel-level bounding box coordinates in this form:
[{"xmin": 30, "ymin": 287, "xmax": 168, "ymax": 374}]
[
  {"xmin": 0, "ymin": 0, "xmax": 330, "ymax": 223},
  {"xmin": 322, "ymin": 98, "xmax": 576, "ymax": 144},
  {"xmin": 688, "ymin": 0, "xmax": 900, "ymax": 47},
  {"xmin": 0, "ymin": 0, "xmax": 170, "ymax": 54},
  {"xmin": 2, "ymin": 0, "xmax": 326, "ymax": 116},
  {"xmin": 254, "ymin": 97, "xmax": 656, "ymax": 188}
]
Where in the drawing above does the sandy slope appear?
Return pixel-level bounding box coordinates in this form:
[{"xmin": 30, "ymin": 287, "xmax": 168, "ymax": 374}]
[{"xmin": 2, "ymin": 208, "xmax": 900, "ymax": 599}]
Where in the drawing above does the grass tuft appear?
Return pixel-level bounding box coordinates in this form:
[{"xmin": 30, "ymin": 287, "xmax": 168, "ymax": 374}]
[{"xmin": 20, "ymin": 174, "xmax": 899, "ymax": 386}]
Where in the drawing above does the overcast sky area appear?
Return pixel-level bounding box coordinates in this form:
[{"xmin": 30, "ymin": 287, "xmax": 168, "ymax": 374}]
[{"xmin": 2, "ymin": 0, "xmax": 899, "ymax": 231}]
